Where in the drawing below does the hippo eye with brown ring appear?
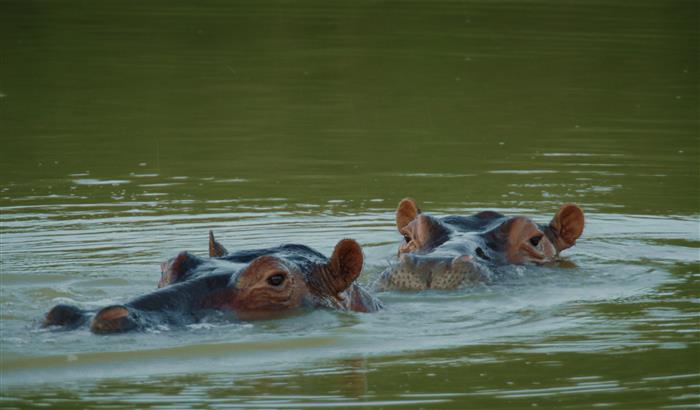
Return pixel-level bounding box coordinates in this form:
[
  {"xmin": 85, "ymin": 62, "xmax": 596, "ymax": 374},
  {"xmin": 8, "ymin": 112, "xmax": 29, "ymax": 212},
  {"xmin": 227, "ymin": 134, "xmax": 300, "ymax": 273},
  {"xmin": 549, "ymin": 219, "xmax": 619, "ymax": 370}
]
[
  {"xmin": 267, "ymin": 273, "xmax": 286, "ymax": 286},
  {"xmin": 529, "ymin": 235, "xmax": 543, "ymax": 247},
  {"xmin": 403, "ymin": 235, "xmax": 411, "ymax": 243}
]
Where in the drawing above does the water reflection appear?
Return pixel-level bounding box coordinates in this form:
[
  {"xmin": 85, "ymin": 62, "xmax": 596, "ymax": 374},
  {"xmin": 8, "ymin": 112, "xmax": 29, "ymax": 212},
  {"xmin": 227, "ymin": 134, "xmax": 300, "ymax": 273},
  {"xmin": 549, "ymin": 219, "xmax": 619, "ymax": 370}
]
[{"xmin": 3, "ymin": 344, "xmax": 698, "ymax": 408}]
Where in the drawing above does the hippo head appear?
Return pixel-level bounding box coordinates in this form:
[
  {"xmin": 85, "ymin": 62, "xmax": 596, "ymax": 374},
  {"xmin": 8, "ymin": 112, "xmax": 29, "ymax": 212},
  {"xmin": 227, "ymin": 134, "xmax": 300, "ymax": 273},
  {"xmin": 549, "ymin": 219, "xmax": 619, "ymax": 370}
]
[
  {"xmin": 395, "ymin": 198, "xmax": 584, "ymax": 264},
  {"xmin": 374, "ymin": 198, "xmax": 584, "ymax": 291},
  {"xmin": 83, "ymin": 238, "xmax": 368, "ymax": 333},
  {"xmin": 212, "ymin": 239, "xmax": 365, "ymax": 320}
]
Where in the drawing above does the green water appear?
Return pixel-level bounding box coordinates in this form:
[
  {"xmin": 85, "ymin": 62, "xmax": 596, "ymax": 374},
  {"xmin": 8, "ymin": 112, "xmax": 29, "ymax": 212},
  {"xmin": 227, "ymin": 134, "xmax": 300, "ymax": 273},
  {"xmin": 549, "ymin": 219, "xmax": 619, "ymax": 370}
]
[{"xmin": 1, "ymin": 0, "xmax": 698, "ymax": 408}]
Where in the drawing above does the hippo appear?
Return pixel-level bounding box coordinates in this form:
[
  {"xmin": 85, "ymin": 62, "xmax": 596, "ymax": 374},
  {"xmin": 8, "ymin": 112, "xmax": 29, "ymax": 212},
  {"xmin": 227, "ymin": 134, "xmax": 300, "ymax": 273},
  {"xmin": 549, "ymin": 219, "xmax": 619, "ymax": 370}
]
[
  {"xmin": 43, "ymin": 234, "xmax": 382, "ymax": 333},
  {"xmin": 373, "ymin": 198, "xmax": 585, "ymax": 291}
]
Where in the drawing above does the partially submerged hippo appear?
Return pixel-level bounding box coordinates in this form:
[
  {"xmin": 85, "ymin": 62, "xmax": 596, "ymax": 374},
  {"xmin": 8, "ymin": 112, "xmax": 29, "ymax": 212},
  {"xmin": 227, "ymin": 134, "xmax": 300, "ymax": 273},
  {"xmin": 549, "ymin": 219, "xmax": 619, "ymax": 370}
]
[
  {"xmin": 44, "ymin": 234, "xmax": 382, "ymax": 333},
  {"xmin": 373, "ymin": 198, "xmax": 585, "ymax": 291}
]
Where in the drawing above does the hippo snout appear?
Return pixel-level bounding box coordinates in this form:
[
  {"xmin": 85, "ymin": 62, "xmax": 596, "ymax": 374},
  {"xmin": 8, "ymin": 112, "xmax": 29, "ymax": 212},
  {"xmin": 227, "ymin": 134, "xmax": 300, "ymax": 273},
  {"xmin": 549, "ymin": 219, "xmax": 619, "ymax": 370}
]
[{"xmin": 374, "ymin": 254, "xmax": 489, "ymax": 291}]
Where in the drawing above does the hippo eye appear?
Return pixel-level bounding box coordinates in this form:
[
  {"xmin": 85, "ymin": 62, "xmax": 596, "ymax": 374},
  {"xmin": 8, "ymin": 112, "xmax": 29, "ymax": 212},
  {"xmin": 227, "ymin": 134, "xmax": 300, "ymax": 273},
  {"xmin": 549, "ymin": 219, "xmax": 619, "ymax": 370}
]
[
  {"xmin": 267, "ymin": 273, "xmax": 286, "ymax": 286},
  {"xmin": 403, "ymin": 235, "xmax": 411, "ymax": 243},
  {"xmin": 475, "ymin": 247, "xmax": 491, "ymax": 261},
  {"xmin": 529, "ymin": 235, "xmax": 543, "ymax": 247}
]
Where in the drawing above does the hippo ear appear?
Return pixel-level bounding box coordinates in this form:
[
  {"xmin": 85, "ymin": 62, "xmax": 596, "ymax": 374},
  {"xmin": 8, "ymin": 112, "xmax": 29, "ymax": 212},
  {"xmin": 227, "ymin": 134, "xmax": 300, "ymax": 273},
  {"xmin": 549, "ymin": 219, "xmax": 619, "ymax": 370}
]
[
  {"xmin": 159, "ymin": 251, "xmax": 201, "ymax": 287},
  {"xmin": 396, "ymin": 198, "xmax": 421, "ymax": 232},
  {"xmin": 323, "ymin": 239, "xmax": 364, "ymax": 295},
  {"xmin": 546, "ymin": 204, "xmax": 584, "ymax": 253},
  {"xmin": 209, "ymin": 230, "xmax": 229, "ymax": 257}
]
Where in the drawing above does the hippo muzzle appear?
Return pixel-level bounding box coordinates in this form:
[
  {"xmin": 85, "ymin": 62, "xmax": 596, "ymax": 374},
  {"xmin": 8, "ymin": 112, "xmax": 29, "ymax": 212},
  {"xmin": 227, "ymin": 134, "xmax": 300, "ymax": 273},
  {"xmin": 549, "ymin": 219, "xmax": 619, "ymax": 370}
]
[{"xmin": 374, "ymin": 253, "xmax": 490, "ymax": 291}]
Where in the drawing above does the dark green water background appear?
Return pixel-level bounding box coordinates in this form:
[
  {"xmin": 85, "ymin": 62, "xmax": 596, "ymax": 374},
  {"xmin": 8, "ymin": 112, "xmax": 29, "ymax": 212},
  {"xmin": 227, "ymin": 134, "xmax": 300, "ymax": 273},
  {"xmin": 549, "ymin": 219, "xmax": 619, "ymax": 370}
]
[{"xmin": 1, "ymin": 1, "xmax": 698, "ymax": 408}]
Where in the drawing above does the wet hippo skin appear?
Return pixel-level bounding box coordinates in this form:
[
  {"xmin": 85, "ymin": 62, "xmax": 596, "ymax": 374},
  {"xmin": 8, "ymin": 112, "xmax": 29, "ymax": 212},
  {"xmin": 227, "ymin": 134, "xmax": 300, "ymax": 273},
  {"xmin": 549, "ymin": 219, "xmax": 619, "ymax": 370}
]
[
  {"xmin": 373, "ymin": 198, "xmax": 585, "ymax": 291},
  {"xmin": 43, "ymin": 235, "xmax": 382, "ymax": 333}
]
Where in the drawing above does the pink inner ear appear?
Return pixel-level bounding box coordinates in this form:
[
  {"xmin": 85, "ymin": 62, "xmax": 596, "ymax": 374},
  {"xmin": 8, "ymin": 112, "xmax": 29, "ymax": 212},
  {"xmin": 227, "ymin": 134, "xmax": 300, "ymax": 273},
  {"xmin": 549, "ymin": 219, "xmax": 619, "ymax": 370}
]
[
  {"xmin": 396, "ymin": 198, "xmax": 420, "ymax": 232},
  {"xmin": 333, "ymin": 239, "xmax": 363, "ymax": 277},
  {"xmin": 160, "ymin": 252, "xmax": 191, "ymax": 287},
  {"xmin": 547, "ymin": 204, "xmax": 584, "ymax": 252},
  {"xmin": 328, "ymin": 239, "xmax": 364, "ymax": 294},
  {"xmin": 554, "ymin": 204, "xmax": 585, "ymax": 244}
]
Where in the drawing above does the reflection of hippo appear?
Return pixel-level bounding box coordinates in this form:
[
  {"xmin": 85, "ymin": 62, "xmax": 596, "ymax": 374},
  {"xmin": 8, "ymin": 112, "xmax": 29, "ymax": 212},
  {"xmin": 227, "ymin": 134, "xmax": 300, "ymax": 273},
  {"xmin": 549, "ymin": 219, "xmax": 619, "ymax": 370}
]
[
  {"xmin": 374, "ymin": 198, "xmax": 585, "ymax": 291},
  {"xmin": 44, "ymin": 234, "xmax": 382, "ymax": 333}
]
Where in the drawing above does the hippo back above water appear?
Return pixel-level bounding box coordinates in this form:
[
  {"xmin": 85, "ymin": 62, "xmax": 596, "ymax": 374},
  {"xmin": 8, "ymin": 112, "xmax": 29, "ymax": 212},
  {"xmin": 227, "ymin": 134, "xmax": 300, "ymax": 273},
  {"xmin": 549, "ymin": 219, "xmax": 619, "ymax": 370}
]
[
  {"xmin": 44, "ymin": 235, "xmax": 382, "ymax": 333},
  {"xmin": 374, "ymin": 198, "xmax": 585, "ymax": 291}
]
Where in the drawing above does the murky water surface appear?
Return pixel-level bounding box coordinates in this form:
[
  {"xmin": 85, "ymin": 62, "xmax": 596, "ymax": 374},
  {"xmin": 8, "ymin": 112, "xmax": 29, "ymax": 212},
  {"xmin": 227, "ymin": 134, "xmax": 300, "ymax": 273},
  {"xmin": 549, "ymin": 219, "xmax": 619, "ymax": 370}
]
[{"xmin": 1, "ymin": 0, "xmax": 698, "ymax": 408}]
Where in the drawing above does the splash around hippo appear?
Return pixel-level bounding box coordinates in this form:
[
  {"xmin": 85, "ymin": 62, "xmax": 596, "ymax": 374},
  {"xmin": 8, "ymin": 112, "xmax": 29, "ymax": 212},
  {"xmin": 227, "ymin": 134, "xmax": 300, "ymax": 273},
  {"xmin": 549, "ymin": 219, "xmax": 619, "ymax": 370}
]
[
  {"xmin": 373, "ymin": 198, "xmax": 585, "ymax": 291},
  {"xmin": 43, "ymin": 234, "xmax": 382, "ymax": 334}
]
